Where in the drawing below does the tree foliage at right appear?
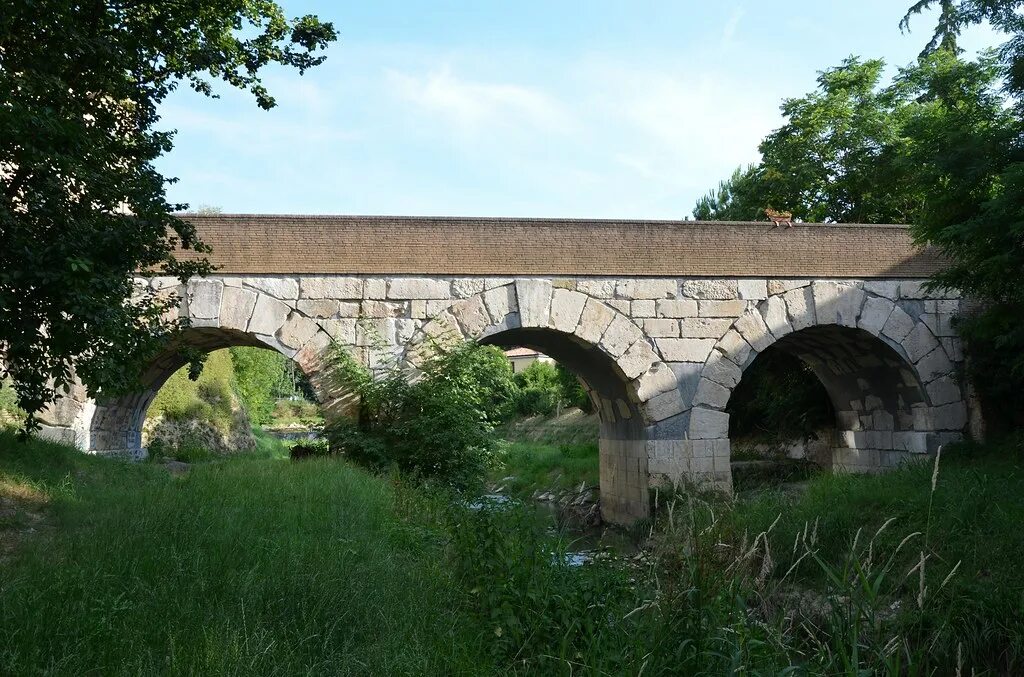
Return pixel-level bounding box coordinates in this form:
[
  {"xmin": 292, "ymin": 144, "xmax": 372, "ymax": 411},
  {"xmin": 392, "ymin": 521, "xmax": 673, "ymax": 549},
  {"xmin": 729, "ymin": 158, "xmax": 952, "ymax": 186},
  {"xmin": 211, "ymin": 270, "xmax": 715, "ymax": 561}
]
[{"xmin": 696, "ymin": 3, "xmax": 1024, "ymax": 428}]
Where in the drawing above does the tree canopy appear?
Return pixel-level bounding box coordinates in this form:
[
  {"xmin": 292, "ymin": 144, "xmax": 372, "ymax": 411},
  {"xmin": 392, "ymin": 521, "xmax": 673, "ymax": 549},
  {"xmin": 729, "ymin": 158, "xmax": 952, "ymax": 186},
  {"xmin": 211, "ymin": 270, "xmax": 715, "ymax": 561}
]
[{"xmin": 0, "ymin": 2, "xmax": 337, "ymax": 430}]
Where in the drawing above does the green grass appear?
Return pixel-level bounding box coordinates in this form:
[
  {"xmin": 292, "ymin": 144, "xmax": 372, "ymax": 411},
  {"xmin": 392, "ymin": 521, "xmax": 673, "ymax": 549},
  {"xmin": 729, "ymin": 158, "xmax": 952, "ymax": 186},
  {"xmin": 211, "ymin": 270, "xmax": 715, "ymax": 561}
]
[
  {"xmin": 0, "ymin": 432, "xmax": 492, "ymax": 675},
  {"xmin": 492, "ymin": 441, "xmax": 599, "ymax": 498},
  {"xmin": 3, "ymin": 430, "xmax": 1024, "ymax": 674}
]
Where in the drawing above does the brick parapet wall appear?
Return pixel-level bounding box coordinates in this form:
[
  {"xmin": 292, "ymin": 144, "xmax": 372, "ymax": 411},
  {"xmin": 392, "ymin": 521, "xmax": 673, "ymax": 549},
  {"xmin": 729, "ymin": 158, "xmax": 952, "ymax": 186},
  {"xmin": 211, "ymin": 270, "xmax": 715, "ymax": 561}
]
[{"xmin": 174, "ymin": 215, "xmax": 944, "ymax": 278}]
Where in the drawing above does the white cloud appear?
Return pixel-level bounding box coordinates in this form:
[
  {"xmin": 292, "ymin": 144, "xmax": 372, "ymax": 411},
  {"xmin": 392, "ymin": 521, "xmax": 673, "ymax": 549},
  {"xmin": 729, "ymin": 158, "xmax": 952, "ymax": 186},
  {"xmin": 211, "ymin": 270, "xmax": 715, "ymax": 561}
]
[{"xmin": 386, "ymin": 67, "xmax": 572, "ymax": 134}]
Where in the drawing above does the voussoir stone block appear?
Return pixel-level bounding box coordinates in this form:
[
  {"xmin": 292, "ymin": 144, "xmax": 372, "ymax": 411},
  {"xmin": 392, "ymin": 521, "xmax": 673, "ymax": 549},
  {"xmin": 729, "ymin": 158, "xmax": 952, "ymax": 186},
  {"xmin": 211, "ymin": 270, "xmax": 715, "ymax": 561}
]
[
  {"xmin": 549, "ymin": 288, "xmax": 587, "ymax": 333},
  {"xmin": 387, "ymin": 277, "xmax": 451, "ymax": 300},
  {"xmin": 278, "ymin": 313, "xmax": 320, "ymax": 350},
  {"xmin": 703, "ymin": 350, "xmax": 742, "ymax": 388},
  {"xmin": 881, "ymin": 305, "xmax": 915, "ymax": 342},
  {"xmin": 858, "ymin": 296, "xmax": 893, "ymax": 335},
  {"xmin": 902, "ymin": 322, "xmax": 941, "ymax": 364},
  {"xmin": 220, "ymin": 286, "xmax": 257, "ymax": 329},
  {"xmin": 249, "ymin": 294, "xmax": 291, "ymax": 335},
  {"xmin": 811, "ymin": 281, "xmax": 841, "ymax": 325},
  {"xmin": 734, "ymin": 310, "xmax": 773, "ymax": 352},
  {"xmin": 575, "ymin": 298, "xmax": 616, "ymax": 344},
  {"xmin": 718, "ymin": 329, "xmax": 753, "ymax": 366},
  {"xmin": 617, "ymin": 339, "xmax": 659, "ymax": 380},
  {"xmin": 482, "ymin": 284, "xmax": 516, "ymax": 323},
  {"xmin": 516, "ymin": 279, "xmax": 553, "ymax": 327},
  {"xmin": 783, "ymin": 286, "xmax": 816, "ymax": 331},
  {"xmin": 761, "ymin": 294, "xmax": 792, "ymax": 339},
  {"xmin": 636, "ymin": 362, "xmax": 679, "ymax": 401},
  {"xmin": 835, "ymin": 287, "xmax": 866, "ymax": 327},
  {"xmin": 926, "ymin": 376, "xmax": 961, "ymax": 406},
  {"xmin": 187, "ymin": 279, "xmax": 223, "ymax": 320},
  {"xmin": 600, "ymin": 314, "xmax": 643, "ymax": 358},
  {"xmin": 916, "ymin": 347, "xmax": 954, "ymax": 383},
  {"xmin": 645, "ymin": 388, "xmax": 686, "ymax": 422}
]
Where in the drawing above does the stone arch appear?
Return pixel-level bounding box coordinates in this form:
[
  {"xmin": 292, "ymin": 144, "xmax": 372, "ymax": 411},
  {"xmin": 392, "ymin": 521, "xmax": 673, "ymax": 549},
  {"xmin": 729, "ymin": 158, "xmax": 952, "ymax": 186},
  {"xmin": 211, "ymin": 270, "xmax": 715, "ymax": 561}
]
[
  {"xmin": 407, "ymin": 281, "xmax": 683, "ymax": 523},
  {"xmin": 84, "ymin": 277, "xmax": 336, "ymax": 455},
  {"xmin": 688, "ymin": 281, "xmax": 966, "ymax": 472}
]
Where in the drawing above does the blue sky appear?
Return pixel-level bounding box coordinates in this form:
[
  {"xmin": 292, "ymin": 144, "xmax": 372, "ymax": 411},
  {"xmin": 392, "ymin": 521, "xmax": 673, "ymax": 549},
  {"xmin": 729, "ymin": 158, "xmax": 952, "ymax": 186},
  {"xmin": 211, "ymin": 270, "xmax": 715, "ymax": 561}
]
[{"xmin": 157, "ymin": 1, "xmax": 1000, "ymax": 219}]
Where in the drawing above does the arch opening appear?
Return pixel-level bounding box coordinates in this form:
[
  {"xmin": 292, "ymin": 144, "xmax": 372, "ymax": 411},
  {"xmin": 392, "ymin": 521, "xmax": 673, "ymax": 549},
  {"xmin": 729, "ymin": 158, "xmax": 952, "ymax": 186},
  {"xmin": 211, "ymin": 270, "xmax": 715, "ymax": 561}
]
[
  {"xmin": 87, "ymin": 327, "xmax": 321, "ymax": 455},
  {"xmin": 728, "ymin": 324, "xmax": 937, "ymax": 474},
  {"xmin": 480, "ymin": 326, "xmax": 649, "ymax": 524}
]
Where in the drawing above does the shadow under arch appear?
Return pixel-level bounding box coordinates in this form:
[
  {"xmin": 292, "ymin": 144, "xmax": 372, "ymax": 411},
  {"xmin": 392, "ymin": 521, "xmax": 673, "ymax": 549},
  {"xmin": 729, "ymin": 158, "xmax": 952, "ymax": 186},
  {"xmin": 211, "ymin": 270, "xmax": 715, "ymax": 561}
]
[{"xmin": 87, "ymin": 326, "xmax": 320, "ymax": 454}]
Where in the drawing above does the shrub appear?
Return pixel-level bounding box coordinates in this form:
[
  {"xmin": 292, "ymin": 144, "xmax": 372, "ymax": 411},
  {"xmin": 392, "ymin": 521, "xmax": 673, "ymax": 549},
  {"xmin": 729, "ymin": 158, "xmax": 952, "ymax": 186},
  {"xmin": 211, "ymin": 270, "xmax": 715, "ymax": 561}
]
[
  {"xmin": 323, "ymin": 339, "xmax": 517, "ymax": 488},
  {"xmin": 512, "ymin": 360, "xmax": 593, "ymax": 416}
]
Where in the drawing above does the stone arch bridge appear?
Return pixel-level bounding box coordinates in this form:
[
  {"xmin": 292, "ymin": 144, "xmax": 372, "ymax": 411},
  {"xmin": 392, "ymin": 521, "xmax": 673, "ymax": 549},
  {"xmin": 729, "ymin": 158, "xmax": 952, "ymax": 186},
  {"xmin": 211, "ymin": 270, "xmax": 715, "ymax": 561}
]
[{"xmin": 40, "ymin": 216, "xmax": 970, "ymax": 524}]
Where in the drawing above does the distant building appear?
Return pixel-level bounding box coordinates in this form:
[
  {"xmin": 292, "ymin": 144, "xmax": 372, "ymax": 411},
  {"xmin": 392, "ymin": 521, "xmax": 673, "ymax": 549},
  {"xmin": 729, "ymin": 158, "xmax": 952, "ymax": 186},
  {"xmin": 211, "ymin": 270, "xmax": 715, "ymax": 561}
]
[{"xmin": 504, "ymin": 347, "xmax": 554, "ymax": 374}]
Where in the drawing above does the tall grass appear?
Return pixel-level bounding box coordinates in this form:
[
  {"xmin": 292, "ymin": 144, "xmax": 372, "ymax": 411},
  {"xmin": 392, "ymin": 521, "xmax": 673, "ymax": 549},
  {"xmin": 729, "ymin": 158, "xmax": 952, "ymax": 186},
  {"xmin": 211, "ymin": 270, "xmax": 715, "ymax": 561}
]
[{"xmin": 0, "ymin": 433, "xmax": 491, "ymax": 675}]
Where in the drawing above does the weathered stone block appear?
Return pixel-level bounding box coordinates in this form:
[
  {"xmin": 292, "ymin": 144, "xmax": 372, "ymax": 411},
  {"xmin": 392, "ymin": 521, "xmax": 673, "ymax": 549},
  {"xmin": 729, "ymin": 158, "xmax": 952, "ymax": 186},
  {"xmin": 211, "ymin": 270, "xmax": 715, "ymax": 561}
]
[
  {"xmin": 645, "ymin": 388, "xmax": 686, "ymax": 422},
  {"xmin": 718, "ymin": 330, "xmax": 752, "ymax": 366},
  {"xmin": 734, "ymin": 310, "xmax": 773, "ymax": 352},
  {"xmin": 835, "ymin": 287, "xmax": 866, "ymax": 327},
  {"xmin": 188, "ymin": 279, "xmax": 223, "ymax": 320},
  {"xmin": 220, "ymin": 286, "xmax": 257, "ymax": 329},
  {"xmin": 425, "ymin": 299, "xmax": 455, "ymax": 316},
  {"xmin": 811, "ymin": 281, "xmax": 841, "ymax": 325},
  {"xmin": 698, "ymin": 300, "xmax": 747, "ymax": 317},
  {"xmin": 549, "ymin": 288, "xmax": 587, "ymax": 333},
  {"xmin": 783, "ymin": 286, "xmax": 816, "ymax": 331},
  {"xmin": 863, "ymin": 280, "xmax": 898, "ymax": 300},
  {"xmin": 242, "ymin": 276, "xmax": 299, "ymax": 299},
  {"xmin": 576, "ymin": 279, "xmax": 617, "ymax": 298},
  {"xmin": 902, "ymin": 322, "xmax": 940, "ymax": 364},
  {"xmin": 881, "ymin": 305, "xmax": 915, "ymax": 342},
  {"xmin": 387, "ymin": 277, "xmax": 451, "ymax": 300},
  {"xmin": 738, "ymin": 279, "xmax": 768, "ymax": 300},
  {"xmin": 451, "ymin": 278, "xmax": 485, "ymax": 298},
  {"xmin": 916, "ymin": 347, "xmax": 953, "ymax": 383},
  {"xmin": 656, "ymin": 299, "xmax": 698, "ymax": 318},
  {"xmin": 703, "ymin": 350, "xmax": 742, "ymax": 388},
  {"xmin": 681, "ymin": 280, "xmax": 738, "ymax": 300},
  {"xmin": 362, "ymin": 278, "xmax": 387, "ymax": 299},
  {"xmin": 248, "ymin": 294, "xmax": 290, "ymax": 335},
  {"xmin": 932, "ymin": 401, "xmax": 967, "ymax": 430},
  {"xmin": 655, "ymin": 338, "xmax": 715, "ymax": 363},
  {"xmin": 617, "ymin": 279, "xmax": 676, "ymax": 299},
  {"xmin": 297, "ymin": 299, "xmax": 340, "ymax": 319},
  {"xmin": 631, "ymin": 300, "xmax": 656, "ymax": 317},
  {"xmin": 278, "ymin": 313, "xmax": 320, "ymax": 349},
  {"xmin": 482, "ymin": 284, "xmax": 515, "ymax": 323},
  {"xmin": 858, "ymin": 296, "xmax": 893, "ymax": 335},
  {"xmin": 516, "ymin": 279, "xmax": 553, "ymax": 327},
  {"xmin": 693, "ymin": 378, "xmax": 730, "ymax": 409},
  {"xmin": 636, "ymin": 362, "xmax": 678, "ymax": 401},
  {"xmin": 451, "ymin": 296, "xmax": 490, "ymax": 337},
  {"xmin": 617, "ymin": 339, "xmax": 659, "ymax": 380},
  {"xmin": 575, "ymin": 298, "xmax": 616, "ymax": 344},
  {"xmin": 690, "ymin": 407, "xmax": 729, "ymax": 439},
  {"xmin": 760, "ymin": 294, "xmax": 792, "ymax": 339},
  {"xmin": 360, "ymin": 300, "xmax": 404, "ymax": 318},
  {"xmin": 320, "ymin": 318, "xmax": 356, "ymax": 344},
  {"xmin": 300, "ymin": 277, "xmax": 363, "ymax": 299},
  {"xmin": 768, "ymin": 279, "xmax": 810, "ymax": 295},
  {"xmin": 678, "ymin": 317, "xmax": 732, "ymax": 338},
  {"xmin": 643, "ymin": 318, "xmax": 679, "ymax": 337},
  {"xmin": 606, "ymin": 299, "xmax": 631, "ymax": 314},
  {"xmin": 600, "ymin": 314, "xmax": 643, "ymax": 358}
]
